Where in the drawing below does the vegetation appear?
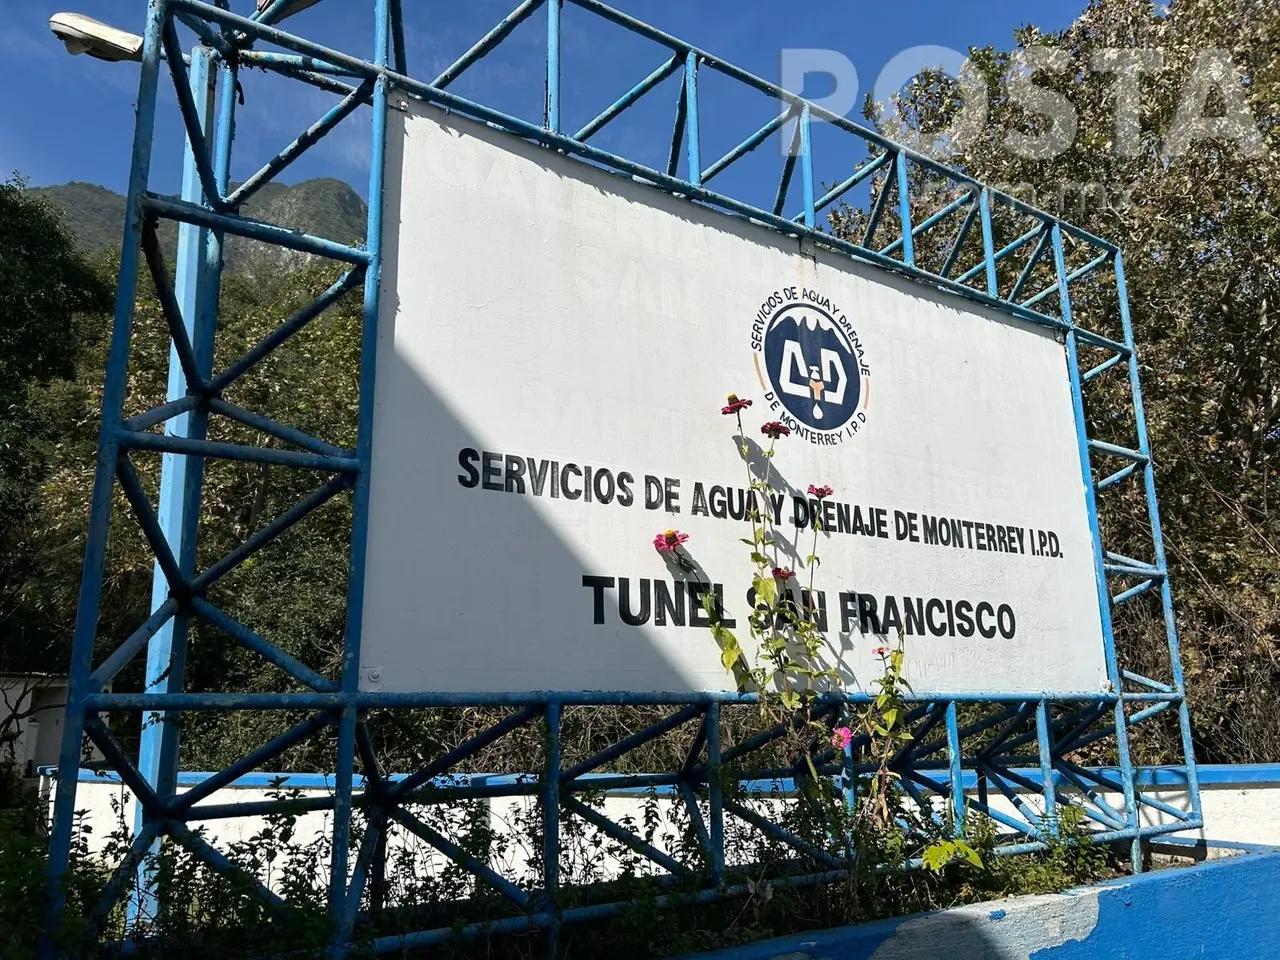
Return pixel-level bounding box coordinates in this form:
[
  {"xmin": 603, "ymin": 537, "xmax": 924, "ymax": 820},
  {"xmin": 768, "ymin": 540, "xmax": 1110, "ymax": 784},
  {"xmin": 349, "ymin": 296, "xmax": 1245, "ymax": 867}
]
[{"xmin": 843, "ymin": 0, "xmax": 1279, "ymax": 763}]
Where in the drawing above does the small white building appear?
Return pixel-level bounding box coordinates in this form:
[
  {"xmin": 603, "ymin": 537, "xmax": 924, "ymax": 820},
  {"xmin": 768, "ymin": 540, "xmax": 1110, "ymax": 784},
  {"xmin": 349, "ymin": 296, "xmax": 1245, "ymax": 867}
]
[{"xmin": 1, "ymin": 673, "xmax": 74, "ymax": 778}]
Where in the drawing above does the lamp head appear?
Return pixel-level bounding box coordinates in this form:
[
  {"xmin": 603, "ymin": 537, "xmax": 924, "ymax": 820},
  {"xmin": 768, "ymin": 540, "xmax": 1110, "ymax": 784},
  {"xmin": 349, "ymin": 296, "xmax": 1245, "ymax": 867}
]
[{"xmin": 49, "ymin": 12, "xmax": 143, "ymax": 63}]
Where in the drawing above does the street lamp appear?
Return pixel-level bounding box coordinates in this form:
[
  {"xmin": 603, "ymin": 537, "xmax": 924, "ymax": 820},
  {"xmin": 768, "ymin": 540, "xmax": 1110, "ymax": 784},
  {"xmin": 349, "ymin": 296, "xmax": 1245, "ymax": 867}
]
[{"xmin": 49, "ymin": 12, "xmax": 143, "ymax": 62}]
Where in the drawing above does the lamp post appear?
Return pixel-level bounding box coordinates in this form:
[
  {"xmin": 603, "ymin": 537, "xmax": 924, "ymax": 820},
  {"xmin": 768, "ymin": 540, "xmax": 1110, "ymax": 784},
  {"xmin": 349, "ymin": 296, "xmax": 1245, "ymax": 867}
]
[{"xmin": 50, "ymin": 10, "xmax": 221, "ymax": 929}]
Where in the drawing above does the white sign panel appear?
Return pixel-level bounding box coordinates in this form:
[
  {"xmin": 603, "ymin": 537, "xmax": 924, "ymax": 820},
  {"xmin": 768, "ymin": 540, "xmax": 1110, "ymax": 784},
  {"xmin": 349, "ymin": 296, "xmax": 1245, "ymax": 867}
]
[{"xmin": 359, "ymin": 101, "xmax": 1109, "ymax": 696}]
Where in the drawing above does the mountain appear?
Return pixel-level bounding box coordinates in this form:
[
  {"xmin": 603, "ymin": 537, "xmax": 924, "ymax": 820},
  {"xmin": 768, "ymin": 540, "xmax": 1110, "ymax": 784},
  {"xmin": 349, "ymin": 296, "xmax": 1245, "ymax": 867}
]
[{"xmin": 32, "ymin": 178, "xmax": 367, "ymax": 278}]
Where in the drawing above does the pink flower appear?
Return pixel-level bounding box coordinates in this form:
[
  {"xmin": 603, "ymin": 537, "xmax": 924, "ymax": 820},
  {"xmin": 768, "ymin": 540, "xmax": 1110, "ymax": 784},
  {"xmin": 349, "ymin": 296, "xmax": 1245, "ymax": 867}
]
[
  {"xmin": 722, "ymin": 394, "xmax": 753, "ymax": 415},
  {"xmin": 771, "ymin": 567, "xmax": 794, "ymax": 580},
  {"xmin": 653, "ymin": 529, "xmax": 689, "ymax": 552},
  {"xmin": 808, "ymin": 484, "xmax": 833, "ymax": 499},
  {"xmin": 830, "ymin": 726, "xmax": 853, "ymax": 750},
  {"xmin": 761, "ymin": 421, "xmax": 790, "ymax": 439},
  {"xmin": 873, "ymin": 645, "xmax": 890, "ymax": 658}
]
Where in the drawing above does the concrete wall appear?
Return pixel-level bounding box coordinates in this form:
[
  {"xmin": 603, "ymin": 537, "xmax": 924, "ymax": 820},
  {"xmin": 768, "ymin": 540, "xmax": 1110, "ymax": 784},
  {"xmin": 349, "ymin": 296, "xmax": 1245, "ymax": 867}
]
[
  {"xmin": 675, "ymin": 845, "xmax": 1280, "ymax": 959},
  {"xmin": 44, "ymin": 765, "xmax": 1280, "ymax": 885}
]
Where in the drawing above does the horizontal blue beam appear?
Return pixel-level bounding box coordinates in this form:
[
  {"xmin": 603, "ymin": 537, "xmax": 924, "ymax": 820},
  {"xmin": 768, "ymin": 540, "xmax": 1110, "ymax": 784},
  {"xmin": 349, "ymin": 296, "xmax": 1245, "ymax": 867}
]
[
  {"xmin": 115, "ymin": 429, "xmax": 359, "ymax": 473},
  {"xmin": 60, "ymin": 762, "xmax": 1272, "ymax": 793},
  {"xmin": 236, "ymin": 50, "xmax": 368, "ymax": 78},
  {"xmin": 1103, "ymin": 562, "xmax": 1166, "ymax": 580},
  {"xmin": 1088, "ymin": 438, "xmax": 1149, "ymax": 463},
  {"xmin": 80, "ymin": 689, "xmax": 1176, "ymax": 711}
]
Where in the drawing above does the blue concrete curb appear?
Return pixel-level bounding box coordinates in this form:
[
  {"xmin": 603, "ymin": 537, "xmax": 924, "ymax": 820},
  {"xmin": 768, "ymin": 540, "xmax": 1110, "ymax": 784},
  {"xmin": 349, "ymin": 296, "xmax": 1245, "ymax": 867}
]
[{"xmin": 670, "ymin": 844, "xmax": 1280, "ymax": 960}]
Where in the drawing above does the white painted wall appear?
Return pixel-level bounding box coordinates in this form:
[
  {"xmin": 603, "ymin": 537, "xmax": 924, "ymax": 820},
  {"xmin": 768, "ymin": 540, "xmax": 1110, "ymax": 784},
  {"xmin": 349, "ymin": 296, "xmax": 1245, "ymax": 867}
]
[{"xmin": 45, "ymin": 768, "xmax": 1279, "ymax": 890}]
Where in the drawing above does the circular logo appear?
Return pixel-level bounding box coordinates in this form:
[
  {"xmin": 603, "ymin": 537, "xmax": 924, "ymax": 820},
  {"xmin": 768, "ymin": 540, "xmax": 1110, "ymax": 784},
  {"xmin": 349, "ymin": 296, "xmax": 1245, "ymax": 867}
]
[{"xmin": 749, "ymin": 288, "xmax": 870, "ymax": 443}]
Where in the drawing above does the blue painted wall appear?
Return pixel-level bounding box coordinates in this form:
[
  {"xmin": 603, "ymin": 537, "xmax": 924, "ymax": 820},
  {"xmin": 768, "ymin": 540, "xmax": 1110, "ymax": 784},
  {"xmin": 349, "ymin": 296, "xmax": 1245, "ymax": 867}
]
[{"xmin": 676, "ymin": 846, "xmax": 1280, "ymax": 960}]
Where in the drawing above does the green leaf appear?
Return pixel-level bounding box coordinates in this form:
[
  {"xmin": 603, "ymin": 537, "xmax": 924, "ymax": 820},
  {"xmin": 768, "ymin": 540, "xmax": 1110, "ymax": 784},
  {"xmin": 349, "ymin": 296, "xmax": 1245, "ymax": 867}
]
[
  {"xmin": 754, "ymin": 576, "xmax": 776, "ymax": 608},
  {"xmin": 922, "ymin": 841, "xmax": 952, "ymax": 872},
  {"xmin": 957, "ymin": 840, "xmax": 983, "ymax": 868}
]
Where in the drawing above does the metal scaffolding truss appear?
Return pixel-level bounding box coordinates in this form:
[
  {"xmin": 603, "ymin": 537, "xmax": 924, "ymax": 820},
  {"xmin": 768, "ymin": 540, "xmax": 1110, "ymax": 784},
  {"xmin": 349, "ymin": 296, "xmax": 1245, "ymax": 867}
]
[{"xmin": 44, "ymin": 0, "xmax": 1201, "ymax": 956}]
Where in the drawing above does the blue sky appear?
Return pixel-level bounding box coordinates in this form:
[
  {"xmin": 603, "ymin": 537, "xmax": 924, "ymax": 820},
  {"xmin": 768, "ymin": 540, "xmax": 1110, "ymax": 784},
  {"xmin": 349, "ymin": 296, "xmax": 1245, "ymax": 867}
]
[{"xmin": 0, "ymin": 1, "xmax": 1084, "ymax": 199}]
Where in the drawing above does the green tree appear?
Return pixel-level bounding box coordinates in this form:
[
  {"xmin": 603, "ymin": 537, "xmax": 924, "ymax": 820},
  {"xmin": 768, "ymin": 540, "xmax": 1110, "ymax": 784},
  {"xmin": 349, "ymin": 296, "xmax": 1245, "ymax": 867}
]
[
  {"xmin": 840, "ymin": 0, "xmax": 1279, "ymax": 761},
  {"xmin": 0, "ymin": 176, "xmax": 111, "ymax": 677}
]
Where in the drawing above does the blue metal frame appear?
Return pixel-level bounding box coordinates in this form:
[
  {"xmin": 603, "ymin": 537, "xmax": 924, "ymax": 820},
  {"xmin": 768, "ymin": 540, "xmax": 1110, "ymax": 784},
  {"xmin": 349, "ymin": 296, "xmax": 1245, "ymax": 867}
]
[{"xmin": 42, "ymin": 2, "xmax": 1200, "ymax": 956}]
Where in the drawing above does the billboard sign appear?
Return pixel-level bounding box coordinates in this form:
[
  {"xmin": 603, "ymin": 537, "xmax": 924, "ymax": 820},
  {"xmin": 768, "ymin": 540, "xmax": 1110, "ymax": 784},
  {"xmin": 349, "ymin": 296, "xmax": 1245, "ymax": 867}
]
[{"xmin": 358, "ymin": 101, "xmax": 1109, "ymax": 697}]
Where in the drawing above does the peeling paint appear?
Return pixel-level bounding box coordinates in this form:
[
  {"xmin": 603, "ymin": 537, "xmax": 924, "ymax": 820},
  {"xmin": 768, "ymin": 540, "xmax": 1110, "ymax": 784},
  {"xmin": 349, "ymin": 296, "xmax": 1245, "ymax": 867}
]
[{"xmin": 868, "ymin": 891, "xmax": 1099, "ymax": 960}]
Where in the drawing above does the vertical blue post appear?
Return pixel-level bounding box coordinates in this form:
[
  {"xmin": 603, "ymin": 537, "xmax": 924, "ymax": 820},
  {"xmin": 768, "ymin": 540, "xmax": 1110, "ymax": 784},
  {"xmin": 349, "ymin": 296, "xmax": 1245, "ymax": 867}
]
[
  {"xmin": 131, "ymin": 44, "xmax": 217, "ymax": 928},
  {"xmin": 545, "ymin": 0, "xmax": 561, "ymax": 132},
  {"xmin": 1114, "ymin": 251, "xmax": 1202, "ymax": 822},
  {"xmin": 978, "ymin": 187, "xmax": 998, "ymax": 297},
  {"xmin": 945, "ymin": 702, "xmax": 963, "ymax": 833},
  {"xmin": 1054, "ymin": 224, "xmax": 1141, "ymax": 872},
  {"xmin": 332, "ymin": 0, "xmax": 391, "ymax": 942},
  {"xmin": 706, "ymin": 701, "xmax": 723, "ymax": 884},
  {"xmin": 1035, "ymin": 700, "xmax": 1059, "ymax": 837},
  {"xmin": 543, "ymin": 703, "xmax": 562, "ymax": 955},
  {"xmin": 684, "ymin": 50, "xmax": 701, "ymax": 187},
  {"xmin": 895, "ymin": 150, "xmax": 914, "ymax": 267},
  {"xmin": 799, "ymin": 105, "xmax": 815, "ymax": 228},
  {"xmin": 43, "ymin": 3, "xmax": 167, "ymax": 954}
]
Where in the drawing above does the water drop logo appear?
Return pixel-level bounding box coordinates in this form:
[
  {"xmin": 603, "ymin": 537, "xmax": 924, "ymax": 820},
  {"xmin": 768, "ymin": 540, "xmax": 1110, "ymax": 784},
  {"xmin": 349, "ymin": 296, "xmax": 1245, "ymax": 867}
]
[{"xmin": 749, "ymin": 288, "xmax": 871, "ymax": 443}]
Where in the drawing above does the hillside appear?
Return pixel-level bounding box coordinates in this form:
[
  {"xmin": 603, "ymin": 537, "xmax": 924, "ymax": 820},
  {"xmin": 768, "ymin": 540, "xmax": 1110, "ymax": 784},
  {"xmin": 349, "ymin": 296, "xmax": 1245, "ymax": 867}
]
[{"xmin": 32, "ymin": 178, "xmax": 367, "ymax": 277}]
